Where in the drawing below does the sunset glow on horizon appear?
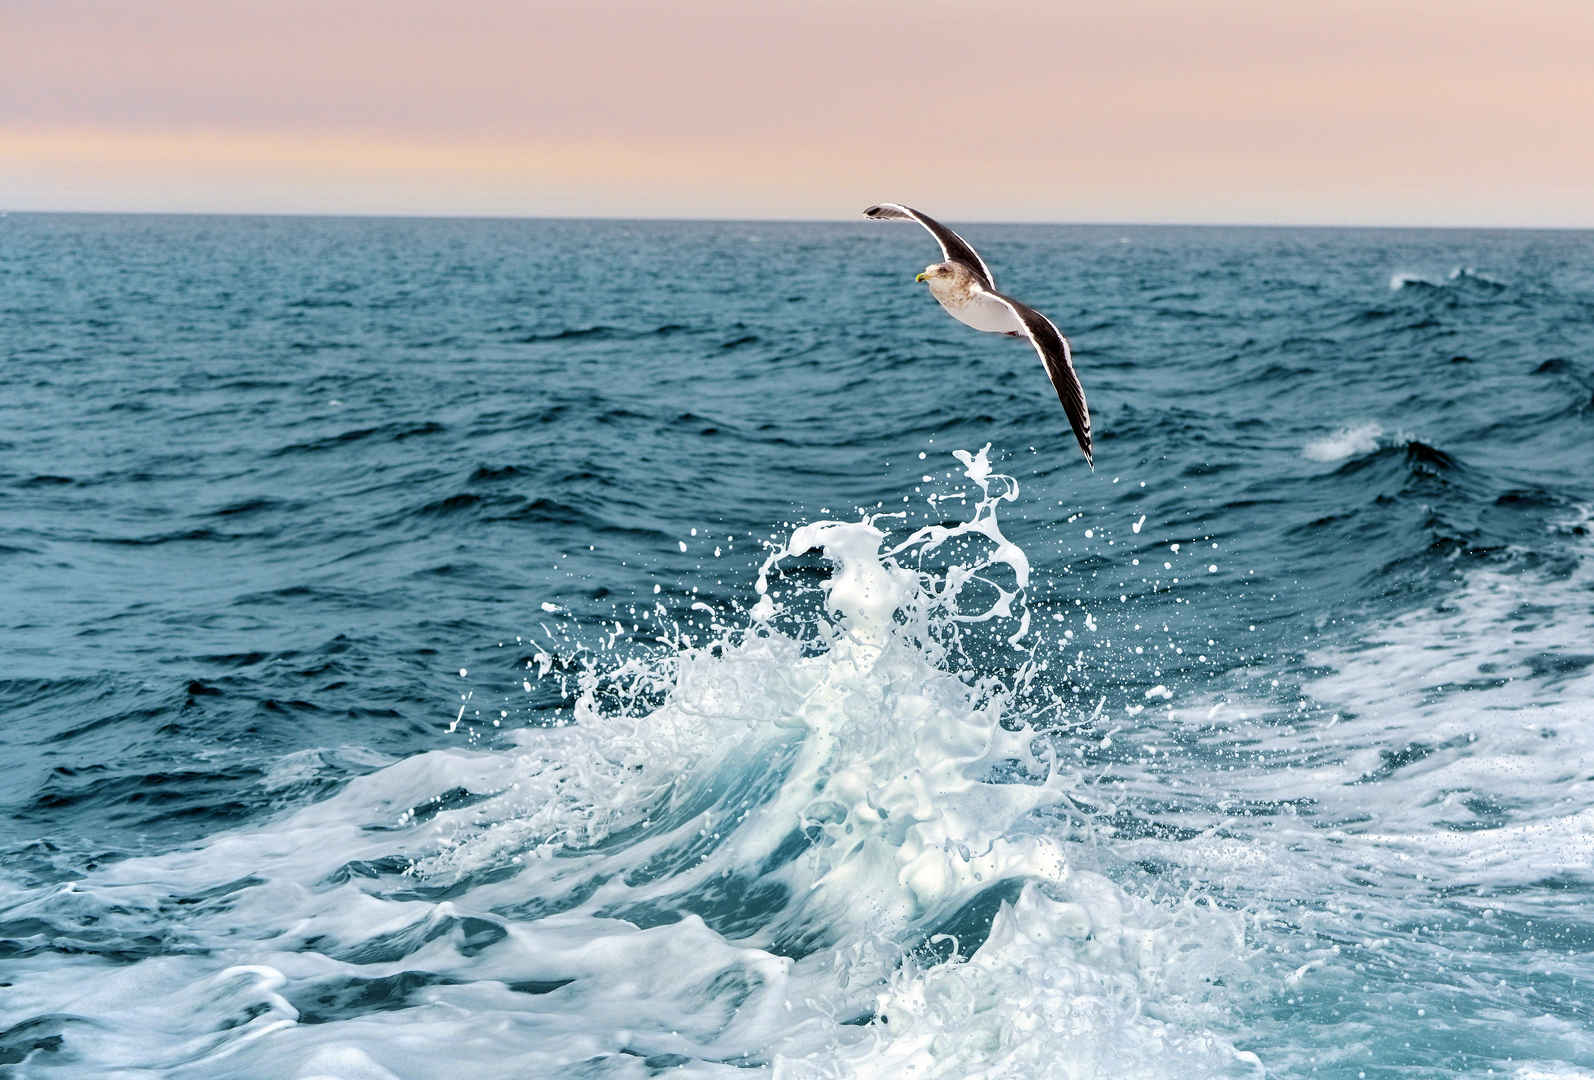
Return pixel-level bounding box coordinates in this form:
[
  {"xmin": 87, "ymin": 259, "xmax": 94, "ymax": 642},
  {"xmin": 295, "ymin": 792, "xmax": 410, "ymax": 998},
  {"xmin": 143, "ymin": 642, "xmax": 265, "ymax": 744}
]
[{"xmin": 4, "ymin": 0, "xmax": 1593, "ymax": 226}]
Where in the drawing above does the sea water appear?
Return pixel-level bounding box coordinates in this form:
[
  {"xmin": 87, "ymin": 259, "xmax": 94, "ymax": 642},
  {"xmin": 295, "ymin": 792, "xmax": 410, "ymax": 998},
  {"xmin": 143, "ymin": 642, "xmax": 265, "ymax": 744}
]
[{"xmin": 2, "ymin": 215, "xmax": 1592, "ymax": 1077}]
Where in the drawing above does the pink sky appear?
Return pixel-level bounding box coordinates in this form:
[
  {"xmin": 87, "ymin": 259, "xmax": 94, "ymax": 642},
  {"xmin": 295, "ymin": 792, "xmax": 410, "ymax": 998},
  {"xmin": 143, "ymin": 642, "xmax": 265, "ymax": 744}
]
[{"xmin": 4, "ymin": 0, "xmax": 1593, "ymax": 225}]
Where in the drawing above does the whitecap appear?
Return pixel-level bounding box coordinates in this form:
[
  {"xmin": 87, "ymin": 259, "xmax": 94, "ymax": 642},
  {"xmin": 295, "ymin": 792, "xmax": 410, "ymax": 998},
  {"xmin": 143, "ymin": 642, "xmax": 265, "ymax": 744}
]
[
  {"xmin": 1388, "ymin": 271, "xmax": 1436, "ymax": 291},
  {"xmin": 1303, "ymin": 421, "xmax": 1383, "ymax": 462}
]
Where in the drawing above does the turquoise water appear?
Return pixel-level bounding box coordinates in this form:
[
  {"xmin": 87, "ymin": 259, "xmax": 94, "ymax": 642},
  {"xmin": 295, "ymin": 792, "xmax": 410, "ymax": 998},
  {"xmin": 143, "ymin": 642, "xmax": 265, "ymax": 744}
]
[{"xmin": 3, "ymin": 213, "xmax": 1593, "ymax": 1077}]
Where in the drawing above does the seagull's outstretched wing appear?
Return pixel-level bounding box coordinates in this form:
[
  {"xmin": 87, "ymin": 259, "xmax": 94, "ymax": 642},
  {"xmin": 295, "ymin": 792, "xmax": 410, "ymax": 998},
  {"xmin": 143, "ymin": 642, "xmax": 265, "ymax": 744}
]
[
  {"xmin": 986, "ymin": 291, "xmax": 1094, "ymax": 468},
  {"xmin": 862, "ymin": 203, "xmax": 996, "ymax": 292}
]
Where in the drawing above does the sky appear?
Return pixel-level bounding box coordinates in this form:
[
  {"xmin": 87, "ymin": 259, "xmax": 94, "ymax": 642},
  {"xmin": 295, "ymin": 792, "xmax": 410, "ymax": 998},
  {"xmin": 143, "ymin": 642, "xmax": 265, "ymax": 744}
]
[{"xmin": 3, "ymin": 0, "xmax": 1593, "ymax": 226}]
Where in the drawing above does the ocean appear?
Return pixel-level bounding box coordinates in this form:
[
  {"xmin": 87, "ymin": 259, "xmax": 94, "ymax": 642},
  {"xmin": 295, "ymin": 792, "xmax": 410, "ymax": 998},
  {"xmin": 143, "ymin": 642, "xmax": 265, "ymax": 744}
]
[{"xmin": 2, "ymin": 212, "xmax": 1592, "ymax": 1078}]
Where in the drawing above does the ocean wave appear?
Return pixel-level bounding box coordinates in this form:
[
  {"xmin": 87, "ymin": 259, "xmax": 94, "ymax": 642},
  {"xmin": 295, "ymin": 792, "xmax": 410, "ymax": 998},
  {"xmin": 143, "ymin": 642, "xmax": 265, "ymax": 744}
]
[
  {"xmin": 209, "ymin": 496, "xmax": 298, "ymax": 519},
  {"xmin": 1389, "ymin": 266, "xmax": 1509, "ymax": 293},
  {"xmin": 466, "ymin": 463, "xmax": 525, "ymax": 483},
  {"xmin": 510, "ymin": 322, "xmax": 695, "ymax": 344},
  {"xmin": 512, "ymin": 324, "xmax": 620, "ymax": 343},
  {"xmin": 0, "ymin": 449, "xmax": 1257, "ymax": 1077},
  {"xmin": 1308, "ymin": 431, "xmax": 1459, "ymax": 481},
  {"xmin": 269, "ymin": 420, "xmax": 447, "ymax": 458}
]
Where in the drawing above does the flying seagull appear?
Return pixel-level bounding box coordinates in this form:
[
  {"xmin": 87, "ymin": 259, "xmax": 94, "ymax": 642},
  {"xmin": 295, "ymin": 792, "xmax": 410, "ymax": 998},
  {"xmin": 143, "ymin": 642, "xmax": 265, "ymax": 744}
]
[{"xmin": 862, "ymin": 203, "xmax": 1093, "ymax": 468}]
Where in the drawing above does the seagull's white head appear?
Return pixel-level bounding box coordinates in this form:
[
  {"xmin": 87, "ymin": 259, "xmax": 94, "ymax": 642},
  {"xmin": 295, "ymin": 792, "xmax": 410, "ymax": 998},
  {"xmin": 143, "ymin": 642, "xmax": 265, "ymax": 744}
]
[{"xmin": 915, "ymin": 261, "xmax": 977, "ymax": 299}]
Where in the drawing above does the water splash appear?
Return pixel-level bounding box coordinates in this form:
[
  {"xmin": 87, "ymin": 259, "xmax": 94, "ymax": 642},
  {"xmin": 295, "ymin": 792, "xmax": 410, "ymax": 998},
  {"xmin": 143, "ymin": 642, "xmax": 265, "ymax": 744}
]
[{"xmin": 0, "ymin": 447, "xmax": 1257, "ymax": 1078}]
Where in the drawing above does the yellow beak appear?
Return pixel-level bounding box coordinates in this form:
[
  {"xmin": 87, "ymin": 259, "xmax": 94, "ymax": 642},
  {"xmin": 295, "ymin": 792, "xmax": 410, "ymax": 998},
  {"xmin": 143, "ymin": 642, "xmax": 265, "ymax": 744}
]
[{"xmin": 915, "ymin": 272, "xmax": 927, "ymax": 282}]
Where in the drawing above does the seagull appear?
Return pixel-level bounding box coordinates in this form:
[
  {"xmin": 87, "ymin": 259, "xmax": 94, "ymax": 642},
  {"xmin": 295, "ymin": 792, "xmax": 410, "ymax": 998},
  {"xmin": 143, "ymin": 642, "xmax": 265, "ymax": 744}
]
[{"xmin": 862, "ymin": 203, "xmax": 1093, "ymax": 468}]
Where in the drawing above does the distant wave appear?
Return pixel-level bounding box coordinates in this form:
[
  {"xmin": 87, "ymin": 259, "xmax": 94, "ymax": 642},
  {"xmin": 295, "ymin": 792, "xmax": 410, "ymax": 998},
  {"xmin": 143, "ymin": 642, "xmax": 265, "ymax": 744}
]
[
  {"xmin": 1304, "ymin": 422, "xmax": 1384, "ymax": 462},
  {"xmin": 511, "ymin": 323, "xmax": 692, "ymax": 343},
  {"xmin": 269, "ymin": 420, "xmax": 447, "ymax": 457},
  {"xmin": 468, "ymin": 464, "xmax": 525, "ymax": 482},
  {"xmin": 513, "ymin": 325, "xmax": 619, "ymax": 343},
  {"xmin": 1389, "ymin": 271, "xmax": 1434, "ymax": 291},
  {"xmin": 1449, "ymin": 266, "xmax": 1508, "ymax": 289},
  {"xmin": 1389, "ymin": 266, "xmax": 1509, "ymax": 292}
]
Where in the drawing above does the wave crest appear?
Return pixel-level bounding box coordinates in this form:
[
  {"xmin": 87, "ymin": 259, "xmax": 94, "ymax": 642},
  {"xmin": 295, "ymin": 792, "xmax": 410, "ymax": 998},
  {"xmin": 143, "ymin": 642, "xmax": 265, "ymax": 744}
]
[{"xmin": 1304, "ymin": 421, "xmax": 1384, "ymax": 462}]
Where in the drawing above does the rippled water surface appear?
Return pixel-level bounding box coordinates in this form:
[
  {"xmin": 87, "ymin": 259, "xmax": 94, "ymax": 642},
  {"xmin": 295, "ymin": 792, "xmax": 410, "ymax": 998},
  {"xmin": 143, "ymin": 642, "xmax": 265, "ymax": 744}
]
[{"xmin": 3, "ymin": 214, "xmax": 1593, "ymax": 1077}]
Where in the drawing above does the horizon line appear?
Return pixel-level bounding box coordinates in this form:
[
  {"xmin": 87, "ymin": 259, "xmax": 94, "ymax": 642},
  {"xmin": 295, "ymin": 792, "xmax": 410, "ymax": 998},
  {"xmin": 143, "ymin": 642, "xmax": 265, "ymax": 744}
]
[{"xmin": 7, "ymin": 207, "xmax": 1594, "ymax": 233}]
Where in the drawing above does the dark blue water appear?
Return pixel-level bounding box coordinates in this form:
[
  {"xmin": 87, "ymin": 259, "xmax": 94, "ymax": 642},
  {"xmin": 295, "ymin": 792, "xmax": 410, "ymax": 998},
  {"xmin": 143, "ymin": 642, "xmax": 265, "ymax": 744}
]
[{"xmin": 3, "ymin": 213, "xmax": 1593, "ymax": 1077}]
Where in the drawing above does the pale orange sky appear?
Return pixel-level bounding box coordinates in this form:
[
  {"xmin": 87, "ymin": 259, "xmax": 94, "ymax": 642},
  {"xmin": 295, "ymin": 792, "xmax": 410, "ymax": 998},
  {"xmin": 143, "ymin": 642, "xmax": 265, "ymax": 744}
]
[{"xmin": 3, "ymin": 0, "xmax": 1593, "ymax": 225}]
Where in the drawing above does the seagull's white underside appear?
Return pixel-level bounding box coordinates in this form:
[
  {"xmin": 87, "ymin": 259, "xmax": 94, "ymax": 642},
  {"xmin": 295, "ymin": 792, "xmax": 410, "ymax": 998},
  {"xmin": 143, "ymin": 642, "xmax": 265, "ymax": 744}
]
[{"xmin": 927, "ymin": 280, "xmax": 1026, "ymax": 335}]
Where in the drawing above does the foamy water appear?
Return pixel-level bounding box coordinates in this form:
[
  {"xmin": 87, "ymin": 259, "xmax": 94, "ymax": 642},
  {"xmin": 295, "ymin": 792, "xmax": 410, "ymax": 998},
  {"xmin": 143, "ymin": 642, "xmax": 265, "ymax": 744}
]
[{"xmin": 16, "ymin": 448, "xmax": 1586, "ymax": 1076}]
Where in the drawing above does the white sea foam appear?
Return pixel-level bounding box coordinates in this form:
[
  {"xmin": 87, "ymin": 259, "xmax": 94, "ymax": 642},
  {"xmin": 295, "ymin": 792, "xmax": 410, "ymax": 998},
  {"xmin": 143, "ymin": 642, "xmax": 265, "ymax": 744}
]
[
  {"xmin": 1302, "ymin": 517, "xmax": 1594, "ymax": 828},
  {"xmin": 784, "ymin": 884, "xmax": 1256, "ymax": 1080},
  {"xmin": 1098, "ymin": 514, "xmax": 1594, "ymax": 1076},
  {"xmin": 1302, "ymin": 421, "xmax": 1383, "ymax": 462},
  {"xmin": 0, "ymin": 447, "xmax": 1257, "ymax": 1078}
]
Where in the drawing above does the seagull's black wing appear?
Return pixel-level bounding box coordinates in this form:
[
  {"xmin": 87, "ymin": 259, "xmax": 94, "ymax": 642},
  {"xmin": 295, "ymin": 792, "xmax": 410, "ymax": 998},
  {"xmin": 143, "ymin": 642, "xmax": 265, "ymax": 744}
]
[
  {"xmin": 862, "ymin": 203, "xmax": 996, "ymax": 292},
  {"xmin": 987, "ymin": 291, "xmax": 1093, "ymax": 468}
]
